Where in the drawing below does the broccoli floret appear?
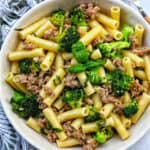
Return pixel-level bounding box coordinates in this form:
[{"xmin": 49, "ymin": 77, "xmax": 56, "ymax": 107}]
[
  {"xmin": 19, "ymin": 58, "xmax": 32, "ymax": 73},
  {"xmin": 84, "ymin": 106, "xmax": 100, "ymax": 122},
  {"xmin": 87, "ymin": 67, "xmax": 101, "ymax": 85},
  {"xmin": 68, "ymin": 59, "xmax": 104, "ymax": 74},
  {"xmin": 97, "ymin": 41, "xmax": 131, "ymax": 58},
  {"xmin": 94, "ymin": 131, "xmax": 107, "ymax": 144},
  {"xmin": 63, "ymin": 88, "xmax": 84, "ymax": 108},
  {"xmin": 111, "ymin": 69, "xmax": 133, "ymax": 96},
  {"xmin": 72, "ymin": 41, "xmax": 89, "ymax": 63},
  {"xmin": 57, "ymin": 26, "xmax": 80, "ymax": 51},
  {"xmin": 94, "ymin": 126, "xmax": 114, "ymax": 144},
  {"xmin": 69, "ymin": 8, "xmax": 87, "ymax": 27},
  {"xmin": 94, "ymin": 119, "xmax": 114, "ymax": 144},
  {"xmin": 50, "ymin": 9, "xmax": 65, "ymax": 34},
  {"xmin": 68, "ymin": 64, "xmax": 86, "ymax": 73},
  {"xmin": 10, "ymin": 91, "xmax": 40, "ymax": 119},
  {"xmin": 19, "ymin": 58, "xmax": 41, "ymax": 74},
  {"xmin": 122, "ymin": 98, "xmax": 138, "ymax": 118},
  {"xmin": 85, "ymin": 59, "xmax": 104, "ymax": 70},
  {"xmin": 121, "ymin": 24, "xmax": 134, "ymax": 41}
]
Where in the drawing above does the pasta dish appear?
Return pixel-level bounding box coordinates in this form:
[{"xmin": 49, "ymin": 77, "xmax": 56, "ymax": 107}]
[{"xmin": 6, "ymin": 2, "xmax": 150, "ymax": 150}]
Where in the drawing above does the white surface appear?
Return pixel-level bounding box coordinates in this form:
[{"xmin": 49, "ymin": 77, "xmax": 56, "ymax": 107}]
[
  {"xmin": 130, "ymin": 1, "xmax": 150, "ymax": 150},
  {"xmin": 0, "ymin": 0, "xmax": 150, "ymax": 150}
]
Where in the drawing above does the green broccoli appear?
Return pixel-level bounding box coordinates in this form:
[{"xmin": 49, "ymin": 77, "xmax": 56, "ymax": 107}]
[
  {"xmin": 94, "ymin": 131, "xmax": 107, "ymax": 144},
  {"xmin": 87, "ymin": 67, "xmax": 101, "ymax": 85},
  {"xmin": 121, "ymin": 24, "xmax": 134, "ymax": 41},
  {"xmin": 111, "ymin": 69, "xmax": 133, "ymax": 96},
  {"xmin": 63, "ymin": 88, "xmax": 84, "ymax": 108},
  {"xmin": 122, "ymin": 98, "xmax": 138, "ymax": 118},
  {"xmin": 57, "ymin": 26, "xmax": 80, "ymax": 51},
  {"xmin": 97, "ymin": 41, "xmax": 131, "ymax": 58},
  {"xmin": 69, "ymin": 8, "xmax": 87, "ymax": 27},
  {"xmin": 68, "ymin": 59, "xmax": 104, "ymax": 74},
  {"xmin": 84, "ymin": 106, "xmax": 100, "ymax": 122},
  {"xmin": 94, "ymin": 126, "xmax": 114, "ymax": 144},
  {"xmin": 50, "ymin": 9, "xmax": 65, "ymax": 34},
  {"xmin": 72, "ymin": 41, "xmax": 89, "ymax": 63},
  {"xmin": 85, "ymin": 59, "xmax": 104, "ymax": 70},
  {"xmin": 19, "ymin": 58, "xmax": 41, "ymax": 74},
  {"xmin": 68, "ymin": 64, "xmax": 86, "ymax": 73},
  {"xmin": 10, "ymin": 91, "xmax": 40, "ymax": 119}
]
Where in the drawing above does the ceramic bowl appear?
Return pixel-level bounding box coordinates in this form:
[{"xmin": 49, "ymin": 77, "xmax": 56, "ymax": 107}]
[{"xmin": 0, "ymin": 0, "xmax": 150, "ymax": 150}]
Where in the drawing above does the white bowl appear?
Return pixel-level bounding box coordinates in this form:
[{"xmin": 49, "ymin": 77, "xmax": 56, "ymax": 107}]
[{"xmin": 0, "ymin": 0, "xmax": 150, "ymax": 150}]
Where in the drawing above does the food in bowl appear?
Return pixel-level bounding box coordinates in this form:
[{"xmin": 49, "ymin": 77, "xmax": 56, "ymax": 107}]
[{"xmin": 5, "ymin": 2, "xmax": 150, "ymax": 150}]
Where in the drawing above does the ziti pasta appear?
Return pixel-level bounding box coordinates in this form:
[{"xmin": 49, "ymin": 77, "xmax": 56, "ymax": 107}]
[{"xmin": 6, "ymin": 3, "xmax": 150, "ymax": 150}]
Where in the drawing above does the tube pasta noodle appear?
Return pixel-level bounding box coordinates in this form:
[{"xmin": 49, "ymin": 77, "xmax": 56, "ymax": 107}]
[
  {"xmin": 8, "ymin": 48, "xmax": 44, "ymax": 61},
  {"xmin": 106, "ymin": 117, "xmax": 114, "ymax": 127},
  {"xmin": 77, "ymin": 72, "xmax": 95, "ymax": 96},
  {"xmin": 122, "ymin": 57, "xmax": 134, "ymax": 77},
  {"xmin": 57, "ymin": 138, "xmax": 81, "ymax": 148},
  {"xmin": 89, "ymin": 20, "xmax": 108, "ymax": 38},
  {"xmin": 71, "ymin": 58, "xmax": 78, "ymax": 66},
  {"xmin": 40, "ymin": 68, "xmax": 66, "ymax": 98},
  {"xmin": 96, "ymin": 13, "xmax": 119, "ymax": 29},
  {"xmin": 123, "ymin": 92, "xmax": 131, "ymax": 104},
  {"xmin": 144, "ymin": 55, "xmax": 150, "ymax": 83},
  {"xmin": 122, "ymin": 50, "xmax": 144, "ymax": 67},
  {"xmin": 91, "ymin": 49, "xmax": 102, "ymax": 60},
  {"xmin": 87, "ymin": 44, "xmax": 93, "ymax": 53},
  {"xmin": 80, "ymin": 26, "xmax": 102, "ymax": 45},
  {"xmin": 19, "ymin": 18, "xmax": 47, "ymax": 39},
  {"xmin": 104, "ymin": 59, "xmax": 116, "ymax": 71},
  {"xmin": 6, "ymin": 3, "xmax": 150, "ymax": 149},
  {"xmin": 77, "ymin": 72, "xmax": 87, "ymax": 86},
  {"xmin": 84, "ymin": 81, "xmax": 95, "ymax": 96},
  {"xmin": 35, "ymin": 20, "xmax": 54, "ymax": 37},
  {"xmin": 120, "ymin": 115, "xmax": 131, "ymax": 129},
  {"xmin": 134, "ymin": 69, "xmax": 147, "ymax": 80},
  {"xmin": 26, "ymin": 117, "xmax": 41, "ymax": 133},
  {"xmin": 62, "ymin": 52, "xmax": 73, "ymax": 60},
  {"xmin": 16, "ymin": 41, "xmax": 24, "ymax": 51},
  {"xmin": 40, "ymin": 52, "xmax": 55, "ymax": 71},
  {"xmin": 57, "ymin": 107, "xmax": 89, "ymax": 123},
  {"xmin": 98, "ymin": 67, "xmax": 107, "ymax": 83},
  {"xmin": 54, "ymin": 97, "xmax": 65, "ymax": 110},
  {"xmin": 82, "ymin": 122, "xmax": 98, "ymax": 134},
  {"xmin": 27, "ymin": 35, "xmax": 59, "ymax": 52},
  {"xmin": 92, "ymin": 93, "xmax": 102, "ymax": 110},
  {"xmin": 100, "ymin": 103, "xmax": 114, "ymax": 118},
  {"xmin": 106, "ymin": 27, "xmax": 122, "ymax": 40},
  {"xmin": 71, "ymin": 118, "xmax": 84, "ymax": 130},
  {"xmin": 6, "ymin": 73, "xmax": 28, "ymax": 93},
  {"xmin": 78, "ymin": 26, "xmax": 88, "ymax": 37},
  {"xmin": 135, "ymin": 24, "xmax": 144, "ymax": 46},
  {"xmin": 13, "ymin": 75, "xmax": 29, "ymax": 93},
  {"xmin": 131, "ymin": 93, "xmax": 150, "ymax": 124},
  {"xmin": 44, "ymin": 81, "xmax": 64, "ymax": 106},
  {"xmin": 55, "ymin": 54, "xmax": 64, "ymax": 70},
  {"xmin": 43, "ymin": 108, "xmax": 67, "ymax": 141},
  {"xmin": 142, "ymin": 80, "xmax": 149, "ymax": 93},
  {"xmin": 111, "ymin": 6, "xmax": 120, "ymax": 23},
  {"xmin": 10, "ymin": 62, "xmax": 19, "ymax": 73},
  {"xmin": 111, "ymin": 113, "xmax": 130, "ymax": 140}
]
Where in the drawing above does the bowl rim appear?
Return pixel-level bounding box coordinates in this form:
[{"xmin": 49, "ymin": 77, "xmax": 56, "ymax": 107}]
[{"xmin": 0, "ymin": 0, "xmax": 150, "ymax": 150}]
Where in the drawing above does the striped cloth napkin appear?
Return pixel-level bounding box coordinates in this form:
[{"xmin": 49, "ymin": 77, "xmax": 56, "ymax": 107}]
[{"xmin": 0, "ymin": 0, "xmax": 149, "ymax": 150}]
